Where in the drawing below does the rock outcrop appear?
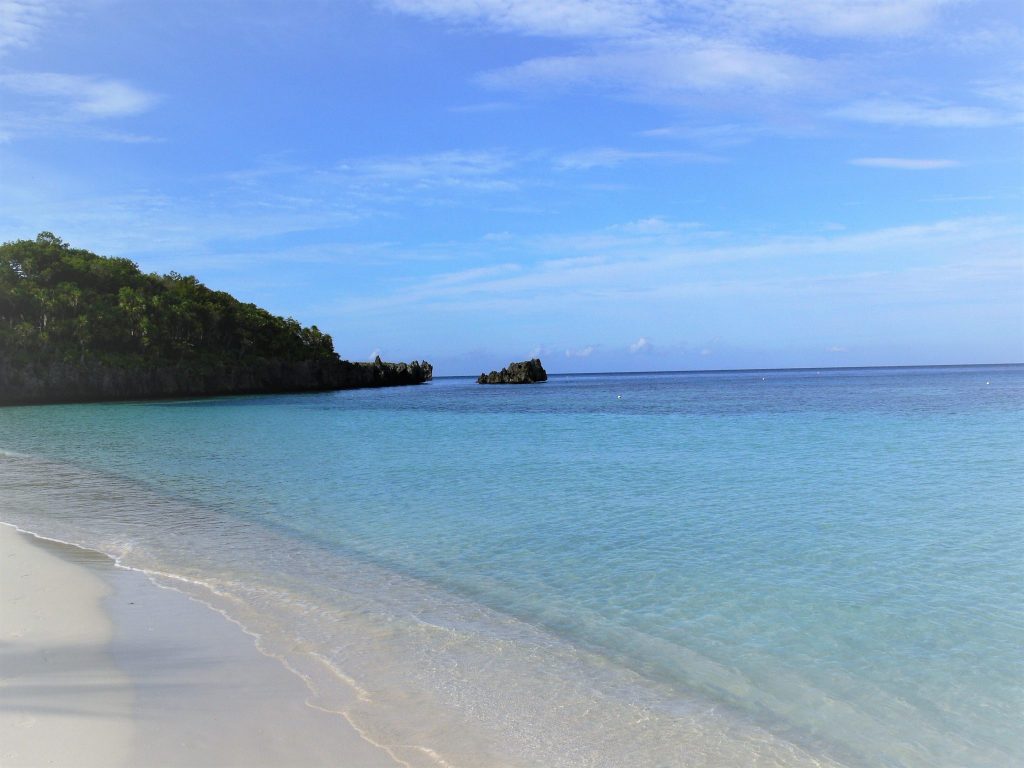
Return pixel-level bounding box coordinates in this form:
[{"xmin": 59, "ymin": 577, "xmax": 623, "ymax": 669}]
[
  {"xmin": 477, "ymin": 358, "xmax": 547, "ymax": 384},
  {"xmin": 0, "ymin": 356, "xmax": 432, "ymax": 406}
]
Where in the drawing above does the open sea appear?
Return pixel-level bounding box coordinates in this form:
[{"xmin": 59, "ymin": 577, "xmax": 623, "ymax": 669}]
[{"xmin": 1, "ymin": 365, "xmax": 1021, "ymax": 767}]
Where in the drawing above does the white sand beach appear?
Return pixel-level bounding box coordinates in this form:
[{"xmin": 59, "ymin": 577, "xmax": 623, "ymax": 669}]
[{"xmin": 0, "ymin": 524, "xmax": 401, "ymax": 768}]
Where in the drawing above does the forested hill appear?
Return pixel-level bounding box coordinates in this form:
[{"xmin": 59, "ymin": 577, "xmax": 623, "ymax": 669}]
[{"xmin": 0, "ymin": 233, "xmax": 431, "ymax": 405}]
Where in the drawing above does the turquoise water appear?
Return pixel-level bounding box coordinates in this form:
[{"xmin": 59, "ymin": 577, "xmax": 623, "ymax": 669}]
[{"xmin": 1, "ymin": 365, "xmax": 1021, "ymax": 767}]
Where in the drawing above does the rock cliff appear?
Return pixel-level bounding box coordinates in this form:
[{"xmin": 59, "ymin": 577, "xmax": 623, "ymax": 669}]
[
  {"xmin": 477, "ymin": 358, "xmax": 547, "ymax": 384},
  {"xmin": 0, "ymin": 356, "xmax": 432, "ymax": 406}
]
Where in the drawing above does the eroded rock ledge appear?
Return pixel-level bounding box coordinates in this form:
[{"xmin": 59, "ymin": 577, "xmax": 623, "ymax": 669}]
[
  {"xmin": 0, "ymin": 355, "xmax": 432, "ymax": 406},
  {"xmin": 477, "ymin": 358, "xmax": 547, "ymax": 384}
]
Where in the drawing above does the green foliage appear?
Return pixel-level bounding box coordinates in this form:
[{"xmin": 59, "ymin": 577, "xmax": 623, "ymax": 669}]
[{"xmin": 0, "ymin": 233, "xmax": 339, "ymax": 367}]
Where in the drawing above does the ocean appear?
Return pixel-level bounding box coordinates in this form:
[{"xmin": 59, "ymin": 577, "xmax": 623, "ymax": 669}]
[{"xmin": 1, "ymin": 365, "xmax": 1021, "ymax": 767}]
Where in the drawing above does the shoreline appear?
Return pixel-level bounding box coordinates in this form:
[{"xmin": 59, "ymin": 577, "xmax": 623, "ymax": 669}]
[
  {"xmin": 0, "ymin": 507, "xmax": 848, "ymax": 768},
  {"xmin": 0, "ymin": 449, "xmax": 860, "ymax": 768},
  {"xmin": 0, "ymin": 522, "xmax": 403, "ymax": 768},
  {"xmin": 0, "ymin": 356, "xmax": 433, "ymax": 408}
]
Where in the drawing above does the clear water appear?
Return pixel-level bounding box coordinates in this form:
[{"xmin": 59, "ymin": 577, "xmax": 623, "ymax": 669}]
[{"xmin": 1, "ymin": 365, "xmax": 1021, "ymax": 767}]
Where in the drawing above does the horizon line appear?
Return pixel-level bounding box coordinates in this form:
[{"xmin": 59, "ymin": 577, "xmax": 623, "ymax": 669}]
[{"xmin": 433, "ymin": 362, "xmax": 1023, "ymax": 379}]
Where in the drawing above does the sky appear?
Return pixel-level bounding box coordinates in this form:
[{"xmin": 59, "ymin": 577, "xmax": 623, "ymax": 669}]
[{"xmin": 1, "ymin": 0, "xmax": 1022, "ymax": 374}]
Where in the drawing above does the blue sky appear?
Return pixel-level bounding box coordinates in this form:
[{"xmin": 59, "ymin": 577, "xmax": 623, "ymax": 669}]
[{"xmin": 1, "ymin": 0, "xmax": 1022, "ymax": 374}]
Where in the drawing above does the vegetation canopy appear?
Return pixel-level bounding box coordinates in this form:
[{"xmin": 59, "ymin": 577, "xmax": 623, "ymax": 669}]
[{"xmin": 0, "ymin": 233, "xmax": 338, "ymax": 367}]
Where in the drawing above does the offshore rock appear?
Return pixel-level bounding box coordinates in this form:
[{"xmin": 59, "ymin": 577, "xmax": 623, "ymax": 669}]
[
  {"xmin": 477, "ymin": 358, "xmax": 547, "ymax": 385},
  {"xmin": 0, "ymin": 356, "xmax": 432, "ymax": 406}
]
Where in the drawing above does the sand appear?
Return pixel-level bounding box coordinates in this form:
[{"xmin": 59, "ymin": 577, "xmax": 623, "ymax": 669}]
[{"xmin": 0, "ymin": 524, "xmax": 401, "ymax": 767}]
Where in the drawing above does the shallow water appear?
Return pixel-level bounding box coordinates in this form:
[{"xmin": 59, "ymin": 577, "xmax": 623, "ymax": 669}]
[{"xmin": 1, "ymin": 365, "xmax": 1021, "ymax": 767}]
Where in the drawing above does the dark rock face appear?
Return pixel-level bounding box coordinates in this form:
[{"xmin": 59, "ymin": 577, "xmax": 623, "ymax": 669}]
[
  {"xmin": 477, "ymin": 358, "xmax": 547, "ymax": 384},
  {"xmin": 0, "ymin": 356, "xmax": 432, "ymax": 406}
]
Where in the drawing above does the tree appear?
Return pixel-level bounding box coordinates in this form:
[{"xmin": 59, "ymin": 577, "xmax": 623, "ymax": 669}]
[{"xmin": 0, "ymin": 234, "xmax": 340, "ymax": 368}]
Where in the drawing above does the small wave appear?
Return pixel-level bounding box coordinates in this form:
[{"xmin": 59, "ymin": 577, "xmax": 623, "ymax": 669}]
[{"xmin": 0, "ymin": 447, "xmax": 32, "ymax": 458}]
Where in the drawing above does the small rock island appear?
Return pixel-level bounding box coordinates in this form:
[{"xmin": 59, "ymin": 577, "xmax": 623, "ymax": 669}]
[
  {"xmin": 477, "ymin": 358, "xmax": 547, "ymax": 384},
  {"xmin": 0, "ymin": 233, "xmax": 432, "ymax": 405}
]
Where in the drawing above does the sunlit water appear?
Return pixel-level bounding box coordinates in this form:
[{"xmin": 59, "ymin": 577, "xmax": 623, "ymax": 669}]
[{"xmin": 1, "ymin": 365, "xmax": 1021, "ymax": 767}]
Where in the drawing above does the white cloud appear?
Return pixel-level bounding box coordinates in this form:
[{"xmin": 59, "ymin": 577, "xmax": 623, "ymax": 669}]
[
  {"xmin": 613, "ymin": 217, "xmax": 684, "ymax": 234},
  {"xmin": 716, "ymin": 0, "xmax": 955, "ymax": 38},
  {"xmin": 65, "ymin": 147, "xmax": 527, "ymax": 253},
  {"xmin": 337, "ymin": 149, "xmax": 519, "ymax": 192},
  {"xmin": 973, "ymin": 78, "xmax": 1024, "ymax": 109},
  {"xmin": 478, "ymin": 37, "xmax": 814, "ymax": 99},
  {"xmin": 382, "ymin": 0, "xmax": 995, "ymax": 121},
  {"xmin": 639, "ymin": 122, "xmax": 778, "ymax": 145},
  {"xmin": 565, "ymin": 345, "xmax": 596, "ymax": 357},
  {"xmin": 327, "ymin": 216, "xmax": 1023, "ymax": 318},
  {"xmin": 826, "ymin": 345, "xmax": 848, "ymax": 353},
  {"xmin": 831, "ymin": 98, "xmax": 1011, "ymax": 128},
  {"xmin": 353, "ymin": 149, "xmax": 508, "ymax": 179},
  {"xmin": 380, "ymin": 0, "xmax": 955, "ymax": 40},
  {"xmin": 629, "ymin": 336, "xmax": 653, "ymax": 353},
  {"xmin": 530, "ymin": 344, "xmax": 559, "ymax": 359},
  {"xmin": 91, "ymin": 130, "xmax": 165, "ymax": 144},
  {"xmin": 850, "ymin": 157, "xmax": 961, "ymax": 170},
  {"xmin": 448, "ymin": 101, "xmax": 518, "ymax": 113},
  {"xmin": 0, "ymin": 72, "xmax": 160, "ymax": 140},
  {"xmin": 556, "ymin": 147, "xmax": 720, "ymax": 170},
  {"xmin": 377, "ymin": 0, "xmax": 658, "ymax": 38},
  {"xmin": 0, "ymin": 72, "xmax": 158, "ymax": 116},
  {"xmin": 0, "ymin": 0, "xmax": 54, "ymax": 54}
]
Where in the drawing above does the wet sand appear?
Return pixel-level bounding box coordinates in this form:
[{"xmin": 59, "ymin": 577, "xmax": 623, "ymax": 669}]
[{"xmin": 0, "ymin": 523, "xmax": 401, "ymax": 767}]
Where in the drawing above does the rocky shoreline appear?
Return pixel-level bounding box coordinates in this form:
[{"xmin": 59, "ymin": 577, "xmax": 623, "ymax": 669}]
[{"xmin": 0, "ymin": 355, "xmax": 432, "ymax": 406}]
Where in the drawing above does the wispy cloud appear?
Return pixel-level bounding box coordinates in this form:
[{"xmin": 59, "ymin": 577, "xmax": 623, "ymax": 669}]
[
  {"xmin": 478, "ymin": 38, "xmax": 815, "ymax": 100},
  {"xmin": 831, "ymin": 98, "xmax": 1013, "ymax": 128},
  {"xmin": 639, "ymin": 122, "xmax": 783, "ymax": 146},
  {"xmin": 850, "ymin": 157, "xmax": 961, "ymax": 170},
  {"xmin": 385, "ymin": 3, "xmax": 828, "ymax": 102},
  {"xmin": 345, "ymin": 149, "xmax": 516, "ymax": 187},
  {"xmin": 0, "ymin": 183, "xmax": 369, "ymax": 267},
  {"xmin": 382, "ymin": 0, "xmax": 1011, "ymax": 131},
  {"xmin": 711, "ymin": 0, "xmax": 956, "ymax": 38},
  {"xmin": 0, "ymin": 72, "xmax": 161, "ymax": 141},
  {"xmin": 613, "ymin": 217, "xmax": 700, "ymax": 234},
  {"xmin": 565, "ymin": 344, "xmax": 596, "ymax": 357},
  {"xmin": 378, "ymin": 0, "xmax": 658, "ymax": 38},
  {"xmin": 0, "ymin": 72, "xmax": 158, "ymax": 116},
  {"xmin": 0, "ymin": 145, "xmax": 541, "ymax": 263},
  {"xmin": 973, "ymin": 77, "xmax": 1024, "ymax": 109},
  {"xmin": 0, "ymin": 0, "xmax": 55, "ymax": 54},
  {"xmin": 206, "ymin": 148, "xmax": 526, "ymax": 223},
  {"xmin": 629, "ymin": 336, "xmax": 653, "ymax": 353},
  {"xmin": 448, "ymin": 101, "xmax": 519, "ymax": 113},
  {"xmin": 379, "ymin": 0, "xmax": 957, "ymax": 40},
  {"xmin": 555, "ymin": 147, "xmax": 720, "ymax": 169},
  {"xmin": 329, "ymin": 216, "xmax": 1023, "ymax": 316}
]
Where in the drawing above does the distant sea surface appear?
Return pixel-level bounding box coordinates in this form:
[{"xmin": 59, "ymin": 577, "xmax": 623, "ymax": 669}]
[{"xmin": 1, "ymin": 365, "xmax": 1021, "ymax": 767}]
